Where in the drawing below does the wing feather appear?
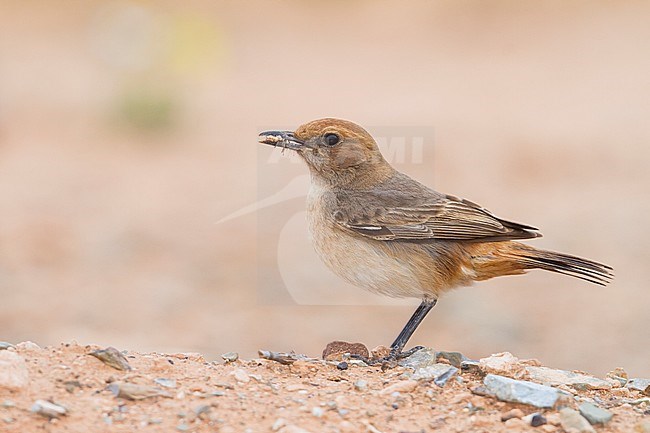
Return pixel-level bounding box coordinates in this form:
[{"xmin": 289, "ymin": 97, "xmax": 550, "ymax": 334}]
[{"xmin": 336, "ymin": 195, "xmax": 541, "ymax": 242}]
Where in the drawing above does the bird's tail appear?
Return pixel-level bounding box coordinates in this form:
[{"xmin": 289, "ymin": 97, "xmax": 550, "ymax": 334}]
[{"xmin": 470, "ymin": 242, "xmax": 613, "ymax": 286}]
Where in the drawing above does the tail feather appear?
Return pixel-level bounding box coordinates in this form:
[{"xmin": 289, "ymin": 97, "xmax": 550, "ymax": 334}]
[
  {"xmin": 469, "ymin": 242, "xmax": 614, "ymax": 286},
  {"xmin": 508, "ymin": 244, "xmax": 613, "ymax": 286}
]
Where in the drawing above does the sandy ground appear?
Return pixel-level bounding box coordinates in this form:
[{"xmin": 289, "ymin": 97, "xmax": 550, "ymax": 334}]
[
  {"xmin": 1, "ymin": 342, "xmax": 648, "ymax": 433},
  {"xmin": 1, "ymin": 0, "xmax": 649, "ymax": 383}
]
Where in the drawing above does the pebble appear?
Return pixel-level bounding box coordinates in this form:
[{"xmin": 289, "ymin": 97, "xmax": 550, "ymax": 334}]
[
  {"xmin": 194, "ymin": 405, "xmax": 211, "ymax": 420},
  {"xmin": 523, "ymin": 412, "xmax": 547, "ymax": 427},
  {"xmin": 272, "ymin": 418, "xmax": 286, "ymax": 431},
  {"xmin": 154, "ymin": 378, "xmax": 177, "ymax": 388},
  {"xmin": 0, "ymin": 342, "xmax": 14, "ymax": 351},
  {"xmin": 434, "ymin": 366, "xmax": 459, "ymax": 387},
  {"xmin": 559, "ymin": 408, "xmax": 595, "ymax": 433},
  {"xmin": 89, "ymin": 347, "xmax": 132, "ymax": 371},
  {"xmin": 483, "ymin": 374, "xmax": 559, "ymax": 408},
  {"xmin": 354, "ymin": 380, "xmax": 368, "ymax": 391},
  {"xmin": 379, "ymin": 380, "xmax": 418, "ymax": 395},
  {"xmin": 399, "ymin": 348, "xmax": 437, "ymax": 369},
  {"xmin": 579, "ymin": 402, "xmax": 613, "ymax": 425},
  {"xmin": 410, "ymin": 363, "xmax": 458, "ymax": 387},
  {"xmin": 16, "ymin": 341, "xmax": 40, "ymax": 351},
  {"xmin": 221, "ymin": 352, "xmax": 239, "ymax": 363},
  {"xmin": 628, "ymin": 378, "xmax": 650, "ymax": 396},
  {"xmin": 107, "ymin": 382, "xmax": 172, "ymax": 400},
  {"xmin": 435, "ymin": 351, "xmax": 468, "ymax": 368},
  {"xmin": 504, "ymin": 418, "xmax": 526, "ymax": 428},
  {"xmin": 322, "ymin": 341, "xmax": 369, "ymax": 361},
  {"xmin": 232, "ymin": 368, "xmax": 250, "ymax": 383},
  {"xmin": 0, "ymin": 351, "xmax": 29, "ymax": 389},
  {"xmin": 526, "ymin": 366, "xmax": 612, "ymax": 390},
  {"xmin": 607, "ymin": 367, "xmax": 628, "ymax": 386},
  {"xmin": 500, "ymin": 408, "xmax": 524, "ymax": 421},
  {"xmin": 311, "ymin": 407, "xmax": 324, "ymax": 417},
  {"xmin": 337, "ymin": 362, "xmax": 348, "ymax": 370},
  {"xmin": 479, "ymin": 352, "xmax": 526, "ymax": 378},
  {"xmin": 30, "ymin": 400, "xmax": 67, "ymax": 419}
]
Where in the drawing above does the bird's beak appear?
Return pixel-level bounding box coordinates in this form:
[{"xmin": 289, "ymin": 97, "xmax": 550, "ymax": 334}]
[{"xmin": 258, "ymin": 130, "xmax": 305, "ymax": 150}]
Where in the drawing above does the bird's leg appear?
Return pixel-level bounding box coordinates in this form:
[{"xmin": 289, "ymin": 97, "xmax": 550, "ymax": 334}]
[{"xmin": 354, "ymin": 299, "xmax": 437, "ymax": 366}]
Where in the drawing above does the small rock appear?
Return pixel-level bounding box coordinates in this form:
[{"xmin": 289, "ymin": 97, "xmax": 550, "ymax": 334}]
[
  {"xmin": 154, "ymin": 378, "xmax": 177, "ymax": 388},
  {"xmin": 628, "ymin": 378, "xmax": 650, "ymax": 396},
  {"xmin": 607, "ymin": 367, "xmax": 628, "ymax": 386},
  {"xmin": 483, "ymin": 374, "xmax": 559, "ymax": 408},
  {"xmin": 107, "ymin": 382, "xmax": 172, "ymax": 400},
  {"xmin": 89, "ymin": 347, "xmax": 132, "ymax": 371},
  {"xmin": 272, "ymin": 418, "xmax": 287, "ymax": 431},
  {"xmin": 370, "ymin": 345, "xmax": 390, "ymax": 360},
  {"xmin": 311, "ymin": 407, "xmax": 324, "ymax": 417},
  {"xmin": 579, "ymin": 402, "xmax": 613, "ymax": 425},
  {"xmin": 436, "ymin": 351, "xmax": 469, "ymax": 368},
  {"xmin": 434, "ymin": 366, "xmax": 458, "ymax": 387},
  {"xmin": 399, "ymin": 347, "xmax": 437, "ymax": 369},
  {"xmin": 479, "ymin": 352, "xmax": 526, "ymax": 378},
  {"xmin": 409, "ymin": 363, "xmax": 458, "ymax": 387},
  {"xmin": 232, "ymin": 368, "xmax": 250, "ymax": 383},
  {"xmin": 500, "ymin": 408, "xmax": 525, "ymax": 421},
  {"xmin": 0, "ymin": 342, "xmax": 14, "ymax": 351},
  {"xmin": 221, "ymin": 352, "xmax": 239, "ymax": 363},
  {"xmin": 559, "ymin": 408, "xmax": 595, "ymax": 433},
  {"xmin": 460, "ymin": 359, "xmax": 481, "ymax": 373},
  {"xmin": 0, "ymin": 351, "xmax": 29, "ymax": 389},
  {"xmin": 354, "ymin": 380, "xmax": 368, "ymax": 391},
  {"xmin": 15, "ymin": 341, "xmax": 40, "ymax": 351},
  {"xmin": 523, "ymin": 413, "xmax": 547, "ymax": 427},
  {"xmin": 504, "ymin": 418, "xmax": 526, "ymax": 428},
  {"xmin": 63, "ymin": 380, "xmax": 82, "ymax": 393},
  {"xmin": 526, "ymin": 366, "xmax": 611, "ymax": 390},
  {"xmin": 30, "ymin": 400, "xmax": 67, "ymax": 419},
  {"xmin": 545, "ymin": 413, "xmax": 561, "ymax": 426},
  {"xmin": 322, "ymin": 341, "xmax": 369, "ymax": 361},
  {"xmin": 258, "ymin": 350, "xmax": 309, "ymax": 365},
  {"xmin": 337, "ymin": 362, "xmax": 348, "ymax": 370},
  {"xmin": 194, "ymin": 404, "xmax": 211, "ymax": 419},
  {"xmin": 379, "ymin": 380, "xmax": 418, "ymax": 395}
]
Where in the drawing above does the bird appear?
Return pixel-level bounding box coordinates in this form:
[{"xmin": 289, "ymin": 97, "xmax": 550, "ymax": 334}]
[{"xmin": 258, "ymin": 118, "xmax": 613, "ymax": 364}]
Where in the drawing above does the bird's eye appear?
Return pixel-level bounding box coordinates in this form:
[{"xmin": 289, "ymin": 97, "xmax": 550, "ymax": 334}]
[{"xmin": 324, "ymin": 133, "xmax": 340, "ymax": 146}]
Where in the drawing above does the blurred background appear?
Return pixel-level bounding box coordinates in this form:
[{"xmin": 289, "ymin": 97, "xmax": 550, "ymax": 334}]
[{"xmin": 1, "ymin": 1, "xmax": 648, "ymax": 377}]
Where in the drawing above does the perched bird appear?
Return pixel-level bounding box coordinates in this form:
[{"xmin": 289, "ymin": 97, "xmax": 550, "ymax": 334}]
[{"xmin": 259, "ymin": 118, "xmax": 613, "ymax": 363}]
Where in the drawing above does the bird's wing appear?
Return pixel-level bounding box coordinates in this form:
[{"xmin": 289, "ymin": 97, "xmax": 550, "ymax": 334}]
[{"xmin": 334, "ymin": 195, "xmax": 541, "ymax": 242}]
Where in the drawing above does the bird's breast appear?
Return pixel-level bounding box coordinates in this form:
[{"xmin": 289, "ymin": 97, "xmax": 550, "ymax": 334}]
[{"xmin": 306, "ymin": 186, "xmax": 441, "ymax": 299}]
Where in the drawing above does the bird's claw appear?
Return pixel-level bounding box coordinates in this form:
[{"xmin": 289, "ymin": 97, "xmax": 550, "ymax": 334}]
[{"xmin": 350, "ymin": 345, "xmax": 425, "ymax": 368}]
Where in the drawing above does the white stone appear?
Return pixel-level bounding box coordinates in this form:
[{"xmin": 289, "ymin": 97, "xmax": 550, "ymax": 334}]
[
  {"xmin": 479, "ymin": 352, "xmax": 526, "ymax": 378},
  {"xmin": 0, "ymin": 351, "xmax": 29, "ymax": 389}
]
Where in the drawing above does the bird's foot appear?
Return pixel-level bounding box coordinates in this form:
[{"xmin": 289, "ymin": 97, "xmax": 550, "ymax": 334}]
[{"xmin": 351, "ymin": 345, "xmax": 425, "ymax": 368}]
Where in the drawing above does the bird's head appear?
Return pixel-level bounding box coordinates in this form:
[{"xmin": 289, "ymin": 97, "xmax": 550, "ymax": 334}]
[{"xmin": 259, "ymin": 118, "xmax": 393, "ymax": 188}]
